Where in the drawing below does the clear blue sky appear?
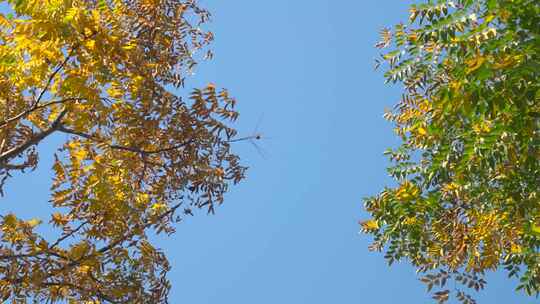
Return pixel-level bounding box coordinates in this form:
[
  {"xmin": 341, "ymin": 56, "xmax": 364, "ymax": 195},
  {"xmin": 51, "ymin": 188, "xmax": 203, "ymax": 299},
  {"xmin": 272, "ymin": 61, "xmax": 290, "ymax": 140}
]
[{"xmin": 2, "ymin": 1, "xmax": 537, "ymax": 303}]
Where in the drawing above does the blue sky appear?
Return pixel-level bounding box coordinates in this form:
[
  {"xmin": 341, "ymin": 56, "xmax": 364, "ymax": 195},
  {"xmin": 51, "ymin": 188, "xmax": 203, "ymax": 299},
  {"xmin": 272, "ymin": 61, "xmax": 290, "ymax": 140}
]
[{"xmin": 1, "ymin": 1, "xmax": 537, "ymax": 303}]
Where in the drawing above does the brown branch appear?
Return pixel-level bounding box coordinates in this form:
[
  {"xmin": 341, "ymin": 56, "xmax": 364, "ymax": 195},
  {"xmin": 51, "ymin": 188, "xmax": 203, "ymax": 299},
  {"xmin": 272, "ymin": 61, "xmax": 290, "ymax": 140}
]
[
  {"xmin": 0, "ymin": 162, "xmax": 28, "ymax": 170},
  {"xmin": 57, "ymin": 126, "xmax": 193, "ymax": 155},
  {"xmin": 0, "ymin": 98, "xmax": 81, "ymax": 130},
  {"xmin": 95, "ymin": 202, "xmax": 183, "ymax": 256},
  {"xmin": 0, "ymin": 241, "xmax": 71, "ymax": 262},
  {"xmin": 0, "ymin": 48, "xmax": 77, "ymax": 165},
  {"xmin": 1, "ymin": 202, "xmax": 183, "ymax": 302},
  {"xmin": 34, "ymin": 47, "xmax": 77, "ymax": 106},
  {"xmin": 0, "ymin": 44, "xmax": 78, "ymax": 131},
  {"xmin": 0, "ymin": 109, "xmax": 67, "ymax": 164},
  {"xmin": 49, "ymin": 220, "xmax": 90, "ymax": 249},
  {"xmin": 0, "ymin": 46, "xmax": 78, "ymax": 129},
  {"xmin": 37, "ymin": 202, "xmax": 183, "ymax": 286}
]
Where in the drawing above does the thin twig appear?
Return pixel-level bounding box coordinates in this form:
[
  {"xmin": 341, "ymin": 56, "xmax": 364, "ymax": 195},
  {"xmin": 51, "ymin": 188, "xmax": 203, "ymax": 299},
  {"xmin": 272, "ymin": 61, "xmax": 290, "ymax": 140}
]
[
  {"xmin": 34, "ymin": 47, "xmax": 77, "ymax": 106},
  {"xmin": 0, "ymin": 44, "xmax": 78, "ymax": 129},
  {"xmin": 0, "ymin": 98, "xmax": 81, "ymax": 129},
  {"xmin": 95, "ymin": 202, "xmax": 183, "ymax": 256},
  {"xmin": 49, "ymin": 220, "xmax": 90, "ymax": 249},
  {"xmin": 40, "ymin": 202, "xmax": 184, "ymax": 283},
  {"xmin": 58, "ymin": 126, "xmax": 193, "ymax": 155}
]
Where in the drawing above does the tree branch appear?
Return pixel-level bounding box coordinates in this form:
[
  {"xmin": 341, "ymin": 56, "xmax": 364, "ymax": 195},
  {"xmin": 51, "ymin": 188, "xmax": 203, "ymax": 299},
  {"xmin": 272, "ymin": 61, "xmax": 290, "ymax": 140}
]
[
  {"xmin": 49, "ymin": 220, "xmax": 90, "ymax": 249},
  {"xmin": 0, "ymin": 98, "xmax": 81, "ymax": 129},
  {"xmin": 0, "ymin": 43, "xmax": 78, "ymax": 131},
  {"xmin": 57, "ymin": 126, "xmax": 193, "ymax": 155},
  {"xmin": 95, "ymin": 202, "xmax": 183, "ymax": 256},
  {"xmin": 0, "ymin": 109, "xmax": 67, "ymax": 165},
  {"xmin": 34, "ymin": 47, "xmax": 77, "ymax": 106},
  {"xmin": 19, "ymin": 201, "xmax": 181, "ymax": 286}
]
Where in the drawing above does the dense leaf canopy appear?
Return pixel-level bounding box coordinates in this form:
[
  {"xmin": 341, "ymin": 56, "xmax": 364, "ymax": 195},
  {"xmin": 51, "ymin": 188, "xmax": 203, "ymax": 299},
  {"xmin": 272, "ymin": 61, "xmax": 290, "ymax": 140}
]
[
  {"xmin": 362, "ymin": 0, "xmax": 539, "ymax": 302},
  {"xmin": 0, "ymin": 0, "xmax": 245, "ymax": 302}
]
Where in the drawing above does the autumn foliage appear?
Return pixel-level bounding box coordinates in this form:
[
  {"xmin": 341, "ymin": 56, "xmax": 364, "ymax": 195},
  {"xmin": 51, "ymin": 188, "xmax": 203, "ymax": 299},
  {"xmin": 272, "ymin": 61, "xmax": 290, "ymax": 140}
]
[
  {"xmin": 0, "ymin": 0, "xmax": 245, "ymax": 302},
  {"xmin": 363, "ymin": 0, "xmax": 539, "ymax": 302}
]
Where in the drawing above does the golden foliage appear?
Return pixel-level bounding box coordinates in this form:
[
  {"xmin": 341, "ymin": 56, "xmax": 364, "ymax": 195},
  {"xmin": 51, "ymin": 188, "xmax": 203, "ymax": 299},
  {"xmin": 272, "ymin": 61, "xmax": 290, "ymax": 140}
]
[{"xmin": 0, "ymin": 0, "xmax": 246, "ymax": 302}]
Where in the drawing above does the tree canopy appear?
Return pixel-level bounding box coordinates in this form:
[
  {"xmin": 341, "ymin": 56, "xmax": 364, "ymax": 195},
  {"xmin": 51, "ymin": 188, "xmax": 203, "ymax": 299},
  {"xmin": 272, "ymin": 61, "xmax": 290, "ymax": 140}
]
[
  {"xmin": 0, "ymin": 0, "xmax": 245, "ymax": 302},
  {"xmin": 362, "ymin": 0, "xmax": 539, "ymax": 302}
]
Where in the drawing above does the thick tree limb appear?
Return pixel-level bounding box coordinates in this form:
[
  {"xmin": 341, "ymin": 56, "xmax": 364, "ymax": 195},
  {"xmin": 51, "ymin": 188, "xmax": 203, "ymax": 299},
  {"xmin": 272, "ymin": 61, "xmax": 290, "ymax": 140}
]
[{"xmin": 0, "ymin": 110, "xmax": 67, "ymax": 165}]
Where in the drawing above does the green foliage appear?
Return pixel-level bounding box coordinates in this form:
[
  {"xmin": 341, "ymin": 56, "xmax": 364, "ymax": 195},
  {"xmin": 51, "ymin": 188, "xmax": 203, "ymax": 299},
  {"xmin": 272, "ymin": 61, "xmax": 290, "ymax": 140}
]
[{"xmin": 363, "ymin": 0, "xmax": 539, "ymax": 302}]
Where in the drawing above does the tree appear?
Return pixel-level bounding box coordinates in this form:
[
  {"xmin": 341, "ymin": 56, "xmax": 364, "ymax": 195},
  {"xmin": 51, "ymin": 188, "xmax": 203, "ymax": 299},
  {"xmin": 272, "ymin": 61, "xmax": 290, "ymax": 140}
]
[
  {"xmin": 362, "ymin": 0, "xmax": 539, "ymax": 302},
  {"xmin": 0, "ymin": 0, "xmax": 246, "ymax": 302}
]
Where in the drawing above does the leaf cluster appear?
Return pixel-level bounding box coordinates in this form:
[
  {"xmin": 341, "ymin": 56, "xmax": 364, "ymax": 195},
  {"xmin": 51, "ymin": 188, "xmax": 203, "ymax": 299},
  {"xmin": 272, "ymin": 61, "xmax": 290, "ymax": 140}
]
[{"xmin": 363, "ymin": 0, "xmax": 540, "ymax": 302}]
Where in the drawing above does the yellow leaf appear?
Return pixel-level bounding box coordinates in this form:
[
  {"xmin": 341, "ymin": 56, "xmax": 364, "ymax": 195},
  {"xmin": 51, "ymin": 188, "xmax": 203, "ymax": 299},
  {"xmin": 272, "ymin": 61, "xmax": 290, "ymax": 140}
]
[
  {"xmin": 85, "ymin": 40, "xmax": 96, "ymax": 51},
  {"xmin": 136, "ymin": 193, "xmax": 150, "ymax": 205},
  {"xmin": 531, "ymin": 224, "xmax": 540, "ymax": 235},
  {"xmin": 107, "ymin": 86, "xmax": 123, "ymax": 99},
  {"xmin": 396, "ymin": 181, "xmax": 420, "ymax": 202},
  {"xmin": 404, "ymin": 217, "xmax": 417, "ymax": 225},
  {"xmin": 465, "ymin": 55, "xmax": 485, "ymax": 74},
  {"xmin": 151, "ymin": 203, "xmax": 166, "ymax": 211},
  {"xmin": 26, "ymin": 218, "xmax": 42, "ymax": 228},
  {"xmin": 70, "ymin": 242, "xmax": 90, "ymax": 260},
  {"xmin": 360, "ymin": 219, "xmax": 379, "ymax": 231},
  {"xmin": 122, "ymin": 42, "xmax": 136, "ymax": 50},
  {"xmin": 510, "ymin": 243, "xmax": 522, "ymax": 254},
  {"xmin": 76, "ymin": 265, "xmax": 91, "ymax": 275},
  {"xmin": 2, "ymin": 214, "xmax": 17, "ymax": 227},
  {"xmin": 51, "ymin": 212, "xmax": 69, "ymax": 226},
  {"xmin": 72, "ymin": 148, "xmax": 87, "ymax": 162},
  {"xmin": 63, "ymin": 7, "xmax": 79, "ymax": 23}
]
